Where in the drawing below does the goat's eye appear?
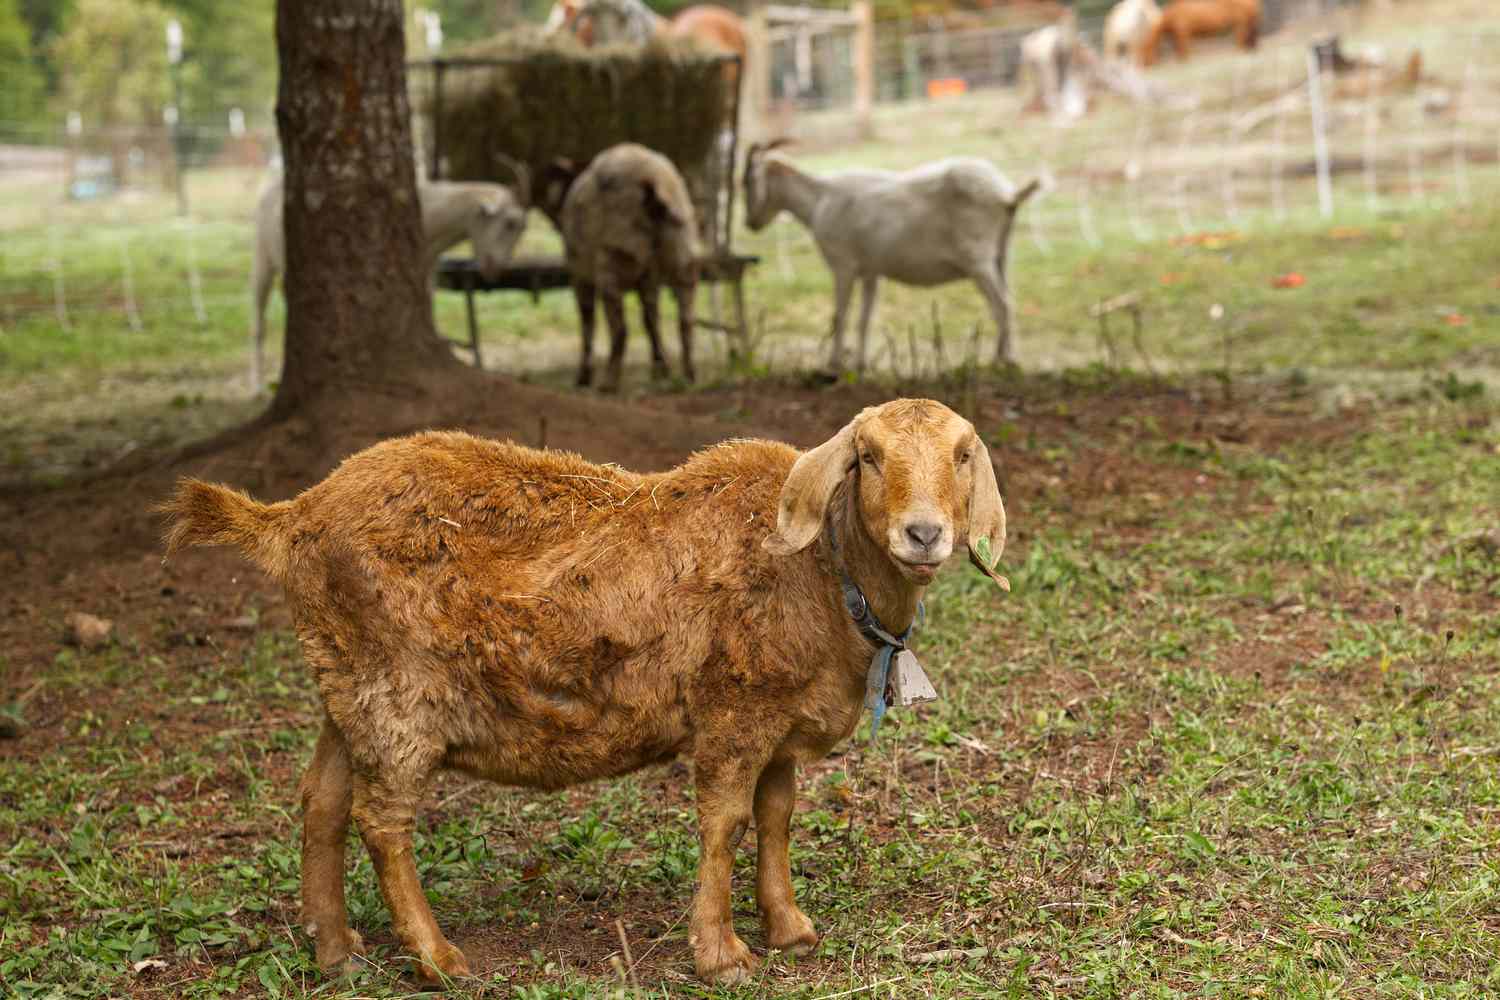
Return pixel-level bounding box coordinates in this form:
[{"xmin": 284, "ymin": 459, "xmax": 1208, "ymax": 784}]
[
  {"xmin": 958, "ymin": 451, "xmax": 972, "ymax": 466},
  {"xmin": 860, "ymin": 452, "xmax": 878, "ymax": 468}
]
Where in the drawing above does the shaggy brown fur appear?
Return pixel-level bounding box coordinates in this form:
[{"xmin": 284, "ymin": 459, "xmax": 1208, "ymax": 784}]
[
  {"xmin": 1142, "ymin": 0, "xmax": 1259, "ymax": 65},
  {"xmin": 158, "ymin": 399, "xmax": 1006, "ymax": 986}
]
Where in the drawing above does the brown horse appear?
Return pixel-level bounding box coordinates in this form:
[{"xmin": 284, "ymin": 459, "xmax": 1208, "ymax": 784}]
[
  {"xmin": 1142, "ymin": 0, "xmax": 1259, "ymax": 65},
  {"xmin": 545, "ymin": 0, "xmax": 746, "ymax": 66}
]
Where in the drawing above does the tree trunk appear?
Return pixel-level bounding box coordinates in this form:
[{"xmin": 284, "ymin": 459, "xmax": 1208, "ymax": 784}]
[{"xmin": 270, "ymin": 0, "xmax": 456, "ymax": 420}]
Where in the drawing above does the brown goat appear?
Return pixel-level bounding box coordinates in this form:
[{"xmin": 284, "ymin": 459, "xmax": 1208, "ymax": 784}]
[{"xmin": 158, "ymin": 399, "xmax": 1007, "ymax": 985}]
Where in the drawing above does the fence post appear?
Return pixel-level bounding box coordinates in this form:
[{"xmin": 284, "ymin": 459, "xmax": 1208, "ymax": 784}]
[
  {"xmin": 119, "ymin": 234, "xmax": 142, "ymax": 333},
  {"xmin": 852, "ymin": 0, "xmax": 875, "ymax": 139},
  {"xmin": 1305, "ymin": 46, "xmax": 1333, "ymax": 219},
  {"xmin": 1127, "ymin": 109, "xmax": 1152, "ymax": 241},
  {"xmin": 902, "ymin": 34, "xmax": 921, "ymax": 102},
  {"xmin": 1362, "ymin": 61, "xmax": 1379, "ymax": 211},
  {"xmin": 1271, "ymin": 54, "xmax": 1288, "ymax": 221},
  {"xmin": 50, "ymin": 225, "xmax": 69, "ymax": 331},
  {"xmin": 746, "ymin": 5, "xmax": 772, "ymax": 140},
  {"xmin": 1452, "ymin": 51, "xmax": 1475, "ymax": 204}
]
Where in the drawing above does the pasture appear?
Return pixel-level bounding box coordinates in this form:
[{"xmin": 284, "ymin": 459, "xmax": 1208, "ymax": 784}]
[{"xmin": 2, "ymin": 2, "xmax": 1500, "ymax": 997}]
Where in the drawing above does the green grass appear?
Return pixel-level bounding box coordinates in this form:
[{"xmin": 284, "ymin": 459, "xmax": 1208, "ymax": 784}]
[{"xmin": 5, "ymin": 7, "xmax": 1500, "ymax": 991}]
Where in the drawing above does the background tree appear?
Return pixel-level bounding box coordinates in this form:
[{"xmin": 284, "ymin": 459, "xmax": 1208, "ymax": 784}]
[
  {"xmin": 16, "ymin": 0, "xmax": 72, "ymax": 97},
  {"xmin": 0, "ymin": 0, "xmax": 45, "ymax": 130},
  {"xmin": 52, "ymin": 0, "xmax": 171, "ymax": 129},
  {"xmin": 271, "ymin": 0, "xmax": 456, "ymax": 419},
  {"xmin": 161, "ymin": 0, "xmax": 275, "ymax": 124}
]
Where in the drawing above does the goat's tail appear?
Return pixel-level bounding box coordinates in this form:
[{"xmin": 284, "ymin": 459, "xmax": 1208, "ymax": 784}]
[
  {"xmin": 158, "ymin": 478, "xmax": 296, "ymax": 582},
  {"xmin": 1010, "ymin": 178, "xmax": 1042, "ymax": 212}
]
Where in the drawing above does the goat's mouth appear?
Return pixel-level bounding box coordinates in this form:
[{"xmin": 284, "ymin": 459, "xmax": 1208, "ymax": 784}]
[{"xmin": 894, "ymin": 556, "xmax": 944, "ymax": 584}]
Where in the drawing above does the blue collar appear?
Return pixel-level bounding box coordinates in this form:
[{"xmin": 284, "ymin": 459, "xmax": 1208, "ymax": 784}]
[{"xmin": 826, "ymin": 517, "xmax": 923, "ymax": 744}]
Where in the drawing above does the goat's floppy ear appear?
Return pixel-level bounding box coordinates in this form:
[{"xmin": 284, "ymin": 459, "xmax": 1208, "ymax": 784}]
[
  {"xmin": 966, "ymin": 439, "xmax": 1010, "ymax": 591},
  {"xmin": 763, "ymin": 416, "xmax": 862, "ymax": 557}
]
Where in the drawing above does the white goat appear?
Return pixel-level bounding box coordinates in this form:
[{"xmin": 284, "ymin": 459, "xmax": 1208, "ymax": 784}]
[
  {"xmin": 249, "ymin": 172, "xmax": 529, "ymax": 388},
  {"xmin": 1103, "ymin": 0, "xmax": 1163, "ymax": 67},
  {"xmin": 743, "ymin": 144, "xmax": 1040, "ymax": 371}
]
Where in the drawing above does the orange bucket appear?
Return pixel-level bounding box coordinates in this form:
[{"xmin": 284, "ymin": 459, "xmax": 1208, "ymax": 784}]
[{"xmin": 926, "ymin": 77, "xmax": 968, "ymax": 99}]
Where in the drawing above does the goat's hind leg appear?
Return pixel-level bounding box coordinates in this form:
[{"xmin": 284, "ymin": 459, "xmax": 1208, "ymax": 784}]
[
  {"xmin": 638, "ymin": 279, "xmax": 671, "ymax": 381},
  {"xmin": 674, "ymin": 281, "xmax": 697, "ymax": 382},
  {"xmin": 351, "ymin": 763, "xmax": 471, "ymax": 982},
  {"xmin": 300, "ymin": 717, "xmax": 365, "ymax": 972},
  {"xmin": 854, "ymin": 276, "xmax": 879, "ymax": 376},
  {"xmin": 574, "ymin": 281, "xmax": 598, "ymax": 387},
  {"xmin": 825, "ymin": 270, "xmax": 856, "ymax": 377},
  {"xmin": 599, "ymin": 291, "xmax": 630, "ymax": 394},
  {"xmin": 975, "ymin": 264, "xmax": 1016, "ymax": 365}
]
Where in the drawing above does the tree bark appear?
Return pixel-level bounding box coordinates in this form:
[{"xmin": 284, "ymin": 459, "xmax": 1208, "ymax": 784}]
[{"xmin": 270, "ymin": 0, "xmax": 456, "ymax": 420}]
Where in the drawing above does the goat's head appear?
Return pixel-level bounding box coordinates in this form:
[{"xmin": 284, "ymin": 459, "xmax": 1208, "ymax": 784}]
[
  {"xmin": 742, "ymin": 139, "xmax": 794, "ymax": 232},
  {"xmin": 763, "ymin": 399, "xmax": 1006, "ymax": 588},
  {"xmin": 536, "ymin": 157, "xmax": 583, "ymax": 231},
  {"xmin": 467, "ymin": 192, "xmax": 528, "ymax": 282}
]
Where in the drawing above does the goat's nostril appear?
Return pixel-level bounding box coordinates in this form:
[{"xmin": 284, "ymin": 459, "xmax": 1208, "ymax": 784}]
[{"xmin": 905, "ymin": 521, "xmax": 941, "ymax": 549}]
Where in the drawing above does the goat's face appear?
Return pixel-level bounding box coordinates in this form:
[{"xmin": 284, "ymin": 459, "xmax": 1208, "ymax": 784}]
[
  {"xmin": 763, "ymin": 399, "xmax": 1007, "ymax": 588},
  {"xmin": 742, "ymin": 143, "xmax": 791, "ymax": 232},
  {"xmin": 469, "ymin": 198, "xmax": 528, "ymax": 282}
]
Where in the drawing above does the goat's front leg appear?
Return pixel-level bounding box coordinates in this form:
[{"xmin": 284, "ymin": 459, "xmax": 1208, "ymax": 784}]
[
  {"xmin": 691, "ymin": 754, "xmax": 763, "ymax": 984},
  {"xmin": 574, "ymin": 281, "xmax": 598, "ymax": 387},
  {"xmin": 674, "ymin": 281, "xmax": 697, "ymax": 382},
  {"xmin": 637, "ymin": 279, "xmax": 671, "ymax": 381},
  {"xmin": 855, "ymin": 276, "xmax": 879, "ymax": 376},
  {"xmin": 352, "ymin": 775, "xmax": 471, "ymax": 983},
  {"xmin": 754, "ymin": 758, "xmax": 817, "ymax": 955},
  {"xmin": 826, "ymin": 270, "xmax": 856, "ymax": 375},
  {"xmin": 599, "ymin": 292, "xmax": 630, "ymax": 394}
]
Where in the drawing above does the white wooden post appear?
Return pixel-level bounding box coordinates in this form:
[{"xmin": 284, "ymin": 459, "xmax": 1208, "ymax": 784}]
[
  {"xmin": 852, "ymin": 0, "xmax": 875, "ymax": 139},
  {"xmin": 50, "ymin": 225, "xmax": 69, "ymax": 331},
  {"xmin": 747, "ymin": 5, "xmax": 772, "ymax": 141},
  {"xmin": 1362, "ymin": 62, "xmax": 1379, "ymax": 211},
  {"xmin": 119, "ymin": 234, "xmax": 142, "ymax": 332},
  {"xmin": 1305, "ymin": 47, "xmax": 1333, "ymax": 219}
]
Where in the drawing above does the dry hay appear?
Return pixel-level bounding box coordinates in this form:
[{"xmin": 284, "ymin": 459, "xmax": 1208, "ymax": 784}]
[{"xmin": 417, "ymin": 33, "xmax": 733, "ymax": 203}]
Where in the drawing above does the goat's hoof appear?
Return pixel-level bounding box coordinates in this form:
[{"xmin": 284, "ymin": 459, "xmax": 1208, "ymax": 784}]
[
  {"xmin": 414, "ymin": 940, "xmax": 473, "ymax": 983},
  {"xmin": 693, "ymin": 929, "xmax": 757, "ymax": 985},
  {"xmin": 765, "ymin": 908, "xmax": 818, "ymax": 956},
  {"xmin": 313, "ymin": 926, "xmax": 366, "ymax": 973}
]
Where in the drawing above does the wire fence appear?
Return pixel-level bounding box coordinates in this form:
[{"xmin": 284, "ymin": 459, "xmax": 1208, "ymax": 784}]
[{"xmin": 1, "ymin": 17, "xmax": 1496, "ymax": 348}]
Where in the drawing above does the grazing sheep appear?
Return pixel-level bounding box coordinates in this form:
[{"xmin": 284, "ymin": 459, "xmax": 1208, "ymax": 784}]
[
  {"xmin": 159, "ymin": 397, "xmax": 1008, "ymax": 986},
  {"xmin": 249, "ymin": 171, "xmax": 531, "ymax": 388},
  {"xmin": 743, "ymin": 142, "xmax": 1041, "ymax": 371},
  {"xmin": 542, "ymin": 143, "xmax": 701, "ymax": 392},
  {"xmin": 1103, "ymin": 0, "xmax": 1163, "ymax": 67}
]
